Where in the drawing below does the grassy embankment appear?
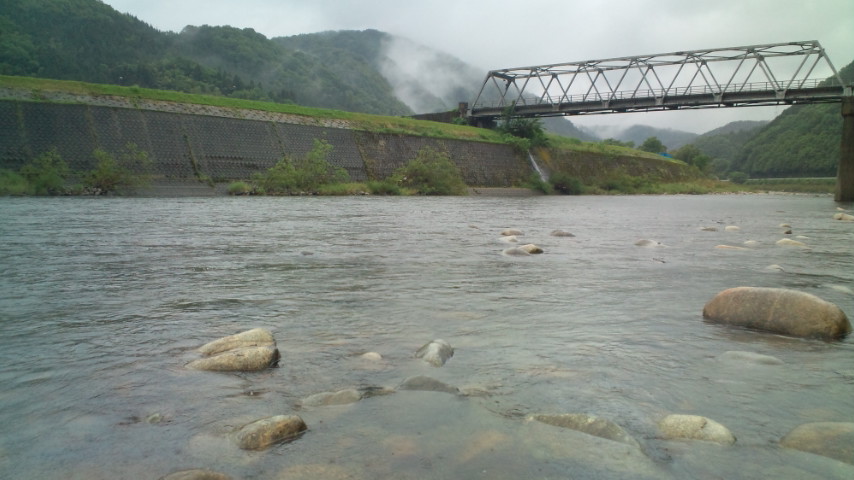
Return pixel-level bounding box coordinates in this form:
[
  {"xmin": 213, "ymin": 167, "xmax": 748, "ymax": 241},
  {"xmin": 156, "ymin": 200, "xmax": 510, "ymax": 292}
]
[{"xmin": 1, "ymin": 75, "xmax": 834, "ymax": 195}]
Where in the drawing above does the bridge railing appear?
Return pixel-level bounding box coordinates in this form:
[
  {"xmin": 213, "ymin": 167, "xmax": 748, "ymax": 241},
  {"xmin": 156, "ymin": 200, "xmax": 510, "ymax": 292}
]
[{"xmin": 473, "ymin": 79, "xmax": 843, "ymax": 110}]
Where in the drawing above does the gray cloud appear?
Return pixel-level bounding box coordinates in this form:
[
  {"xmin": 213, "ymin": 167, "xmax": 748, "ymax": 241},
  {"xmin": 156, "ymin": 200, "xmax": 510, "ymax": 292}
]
[{"xmin": 105, "ymin": 0, "xmax": 853, "ymax": 133}]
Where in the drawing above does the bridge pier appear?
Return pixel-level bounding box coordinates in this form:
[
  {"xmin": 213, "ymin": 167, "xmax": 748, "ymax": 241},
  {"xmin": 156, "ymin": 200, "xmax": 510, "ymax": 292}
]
[{"xmin": 837, "ymin": 97, "xmax": 854, "ymax": 202}]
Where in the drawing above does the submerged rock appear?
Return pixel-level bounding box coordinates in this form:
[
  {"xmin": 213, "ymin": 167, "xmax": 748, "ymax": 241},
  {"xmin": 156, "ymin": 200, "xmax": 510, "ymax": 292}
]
[
  {"xmin": 502, "ymin": 246, "xmax": 531, "ymax": 256},
  {"xmin": 501, "ymin": 228, "xmax": 523, "ymax": 236},
  {"xmin": 658, "ymin": 414, "xmax": 736, "ymax": 445},
  {"xmin": 518, "ymin": 243, "xmax": 544, "ymax": 254},
  {"xmin": 234, "ymin": 415, "xmax": 307, "ymax": 450},
  {"xmin": 398, "ymin": 375, "xmax": 459, "ymax": 394},
  {"xmin": 301, "ymin": 389, "xmax": 363, "ymax": 407},
  {"xmin": 634, "ymin": 239, "xmax": 664, "ymax": 247},
  {"xmin": 187, "ymin": 346, "xmax": 279, "ymax": 372},
  {"xmin": 833, "ymin": 212, "xmax": 854, "ymax": 221},
  {"xmin": 715, "ymin": 244, "xmax": 749, "ymax": 250},
  {"xmin": 776, "ymin": 238, "xmax": 807, "ymax": 247},
  {"xmin": 499, "ymin": 235, "xmax": 519, "ymax": 243},
  {"xmin": 718, "ymin": 350, "xmax": 784, "ymax": 366},
  {"xmin": 160, "ymin": 470, "xmax": 232, "ymax": 480},
  {"xmin": 703, "ymin": 287, "xmax": 851, "ymax": 340},
  {"xmin": 529, "ymin": 413, "xmax": 640, "ymax": 448},
  {"xmin": 550, "ymin": 229, "xmax": 576, "ymax": 237},
  {"xmin": 415, "ymin": 339, "xmax": 454, "ymax": 367},
  {"xmin": 360, "ymin": 351, "xmax": 382, "ymax": 361},
  {"xmin": 780, "ymin": 422, "xmax": 854, "ymax": 465},
  {"xmin": 197, "ymin": 328, "xmax": 275, "ymax": 355},
  {"xmin": 724, "ymin": 225, "xmax": 741, "ymax": 232}
]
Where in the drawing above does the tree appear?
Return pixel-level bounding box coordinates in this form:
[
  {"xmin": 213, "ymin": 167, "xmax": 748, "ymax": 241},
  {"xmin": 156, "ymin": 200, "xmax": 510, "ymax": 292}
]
[
  {"xmin": 673, "ymin": 144, "xmax": 712, "ymax": 172},
  {"xmin": 639, "ymin": 136, "xmax": 666, "ymax": 153}
]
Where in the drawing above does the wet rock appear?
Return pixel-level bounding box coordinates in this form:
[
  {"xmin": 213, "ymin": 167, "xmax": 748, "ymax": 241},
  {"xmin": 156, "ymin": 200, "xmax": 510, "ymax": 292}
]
[
  {"xmin": 529, "ymin": 413, "xmax": 640, "ymax": 448},
  {"xmin": 501, "ymin": 228, "xmax": 523, "ymax": 236},
  {"xmin": 160, "ymin": 470, "xmax": 233, "ymax": 480},
  {"xmin": 766, "ymin": 264, "xmax": 785, "ymax": 272},
  {"xmin": 234, "ymin": 415, "xmax": 307, "ymax": 450},
  {"xmin": 658, "ymin": 414, "xmax": 736, "ymax": 445},
  {"xmin": 634, "ymin": 239, "xmax": 664, "ymax": 247},
  {"xmin": 715, "ymin": 245, "xmax": 748, "ymax": 250},
  {"xmin": 700, "ymin": 226, "xmax": 718, "ymax": 231},
  {"xmin": 780, "ymin": 422, "xmax": 854, "ymax": 465},
  {"xmin": 187, "ymin": 346, "xmax": 279, "ymax": 372},
  {"xmin": 718, "ymin": 350, "xmax": 784, "ymax": 365},
  {"xmin": 360, "ymin": 351, "xmax": 382, "ymax": 361},
  {"xmin": 518, "ymin": 243, "xmax": 543, "ymax": 254},
  {"xmin": 743, "ymin": 240, "xmax": 760, "ymax": 247},
  {"xmin": 301, "ymin": 389, "xmax": 362, "ymax": 407},
  {"xmin": 703, "ymin": 287, "xmax": 851, "ymax": 340},
  {"xmin": 833, "ymin": 213, "xmax": 854, "ymax": 221},
  {"xmin": 499, "ymin": 235, "xmax": 519, "ymax": 243},
  {"xmin": 779, "ymin": 223, "xmax": 792, "ymax": 228},
  {"xmin": 776, "ymin": 238, "xmax": 807, "ymax": 247},
  {"xmin": 198, "ymin": 328, "xmax": 275, "ymax": 355},
  {"xmin": 398, "ymin": 375, "xmax": 459, "ymax": 394},
  {"xmin": 725, "ymin": 225, "xmax": 741, "ymax": 232},
  {"xmin": 415, "ymin": 339, "xmax": 454, "ymax": 367},
  {"xmin": 502, "ymin": 246, "xmax": 531, "ymax": 256},
  {"xmin": 188, "ymin": 328, "xmax": 279, "ymax": 372},
  {"xmin": 278, "ymin": 464, "xmax": 356, "ymax": 479},
  {"xmin": 550, "ymin": 229, "xmax": 576, "ymax": 237}
]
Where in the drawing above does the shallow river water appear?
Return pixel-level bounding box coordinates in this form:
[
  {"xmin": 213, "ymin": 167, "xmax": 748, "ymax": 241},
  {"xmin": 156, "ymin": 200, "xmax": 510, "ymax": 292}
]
[{"xmin": 0, "ymin": 194, "xmax": 852, "ymax": 479}]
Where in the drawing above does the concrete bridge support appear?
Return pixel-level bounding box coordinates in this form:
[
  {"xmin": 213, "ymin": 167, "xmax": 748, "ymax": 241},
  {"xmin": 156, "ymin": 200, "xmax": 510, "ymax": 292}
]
[{"xmin": 837, "ymin": 97, "xmax": 854, "ymax": 202}]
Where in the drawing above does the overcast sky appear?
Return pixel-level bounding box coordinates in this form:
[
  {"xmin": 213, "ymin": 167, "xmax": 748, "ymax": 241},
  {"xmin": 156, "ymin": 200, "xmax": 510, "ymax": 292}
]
[{"xmin": 102, "ymin": 0, "xmax": 853, "ymax": 134}]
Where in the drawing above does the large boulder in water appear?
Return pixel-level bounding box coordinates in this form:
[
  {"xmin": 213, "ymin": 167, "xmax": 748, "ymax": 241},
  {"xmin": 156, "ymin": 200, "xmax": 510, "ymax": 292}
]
[
  {"xmin": 703, "ymin": 287, "xmax": 851, "ymax": 340},
  {"xmin": 658, "ymin": 414, "xmax": 736, "ymax": 445},
  {"xmin": 234, "ymin": 415, "xmax": 307, "ymax": 450},
  {"xmin": 188, "ymin": 328, "xmax": 280, "ymax": 372},
  {"xmin": 780, "ymin": 422, "xmax": 854, "ymax": 465},
  {"xmin": 197, "ymin": 328, "xmax": 275, "ymax": 355},
  {"xmin": 415, "ymin": 339, "xmax": 454, "ymax": 367},
  {"xmin": 187, "ymin": 346, "xmax": 279, "ymax": 372}
]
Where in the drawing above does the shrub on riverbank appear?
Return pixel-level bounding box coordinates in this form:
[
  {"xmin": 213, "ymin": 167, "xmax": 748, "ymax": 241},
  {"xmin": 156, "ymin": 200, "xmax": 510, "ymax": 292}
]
[
  {"xmin": 250, "ymin": 139, "xmax": 348, "ymax": 195},
  {"xmin": 391, "ymin": 147, "xmax": 468, "ymax": 195},
  {"xmin": 85, "ymin": 144, "xmax": 152, "ymax": 194}
]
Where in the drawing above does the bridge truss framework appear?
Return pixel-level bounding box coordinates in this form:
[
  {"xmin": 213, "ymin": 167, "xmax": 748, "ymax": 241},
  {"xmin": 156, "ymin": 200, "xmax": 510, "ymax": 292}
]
[{"xmin": 469, "ymin": 40, "xmax": 851, "ymax": 119}]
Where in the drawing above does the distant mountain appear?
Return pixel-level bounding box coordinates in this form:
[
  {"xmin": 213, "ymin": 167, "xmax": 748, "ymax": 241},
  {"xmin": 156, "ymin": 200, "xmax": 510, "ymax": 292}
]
[
  {"xmin": 0, "ymin": 0, "xmax": 594, "ymax": 138},
  {"xmin": 583, "ymin": 124, "xmax": 697, "ymax": 150},
  {"xmin": 541, "ymin": 117, "xmax": 599, "ymax": 142}
]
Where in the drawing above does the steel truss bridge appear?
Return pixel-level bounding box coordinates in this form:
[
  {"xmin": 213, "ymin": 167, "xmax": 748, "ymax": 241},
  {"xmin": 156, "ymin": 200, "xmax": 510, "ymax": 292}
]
[
  {"xmin": 469, "ymin": 40, "xmax": 850, "ymax": 120},
  {"xmin": 467, "ymin": 40, "xmax": 854, "ymax": 202}
]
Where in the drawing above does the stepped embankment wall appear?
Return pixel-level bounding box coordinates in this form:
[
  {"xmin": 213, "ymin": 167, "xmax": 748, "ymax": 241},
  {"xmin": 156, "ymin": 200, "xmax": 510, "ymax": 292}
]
[{"xmin": 0, "ymin": 90, "xmax": 531, "ymax": 190}]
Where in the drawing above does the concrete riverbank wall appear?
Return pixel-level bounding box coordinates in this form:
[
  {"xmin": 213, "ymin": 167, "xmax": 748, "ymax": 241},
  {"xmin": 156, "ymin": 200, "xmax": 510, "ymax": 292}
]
[{"xmin": 0, "ymin": 93, "xmax": 531, "ymax": 191}]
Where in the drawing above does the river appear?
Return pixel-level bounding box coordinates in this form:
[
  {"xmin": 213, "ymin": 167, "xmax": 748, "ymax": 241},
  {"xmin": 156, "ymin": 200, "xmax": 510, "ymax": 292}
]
[{"xmin": 0, "ymin": 194, "xmax": 852, "ymax": 479}]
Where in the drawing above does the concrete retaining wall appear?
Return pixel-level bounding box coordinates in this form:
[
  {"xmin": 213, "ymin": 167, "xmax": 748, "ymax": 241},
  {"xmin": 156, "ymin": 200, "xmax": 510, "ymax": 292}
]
[{"xmin": 0, "ymin": 99, "xmax": 531, "ymax": 187}]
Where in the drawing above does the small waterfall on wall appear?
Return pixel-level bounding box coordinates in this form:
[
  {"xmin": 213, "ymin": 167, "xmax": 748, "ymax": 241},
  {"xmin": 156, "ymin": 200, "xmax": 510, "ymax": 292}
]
[{"xmin": 528, "ymin": 150, "xmax": 548, "ymax": 182}]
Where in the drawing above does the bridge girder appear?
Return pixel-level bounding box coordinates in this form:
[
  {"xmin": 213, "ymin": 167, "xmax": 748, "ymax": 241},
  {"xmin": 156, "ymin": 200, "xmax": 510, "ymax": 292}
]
[{"xmin": 469, "ymin": 41, "xmax": 851, "ymax": 119}]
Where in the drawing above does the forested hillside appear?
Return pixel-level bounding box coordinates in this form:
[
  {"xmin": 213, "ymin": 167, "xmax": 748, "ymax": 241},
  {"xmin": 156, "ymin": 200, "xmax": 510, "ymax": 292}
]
[{"xmin": 731, "ymin": 60, "xmax": 854, "ymax": 177}]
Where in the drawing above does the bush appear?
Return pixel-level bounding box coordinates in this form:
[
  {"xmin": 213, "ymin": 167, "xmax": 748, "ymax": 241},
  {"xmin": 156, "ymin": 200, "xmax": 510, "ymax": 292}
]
[
  {"xmin": 19, "ymin": 148, "xmax": 69, "ymax": 195},
  {"xmin": 729, "ymin": 171, "xmax": 749, "ymax": 184},
  {"xmin": 526, "ymin": 172, "xmax": 552, "ymax": 194},
  {"xmin": 227, "ymin": 181, "xmax": 253, "ymax": 195},
  {"xmin": 549, "ymin": 171, "xmax": 583, "ymax": 195},
  {"xmin": 392, "ymin": 147, "xmax": 468, "ymax": 195},
  {"xmin": 367, "ymin": 179, "xmax": 402, "ymax": 195},
  {"xmin": 252, "ymin": 139, "xmax": 348, "ymax": 194},
  {"xmin": 85, "ymin": 143, "xmax": 152, "ymax": 194},
  {"xmin": 0, "ymin": 169, "xmax": 32, "ymax": 195}
]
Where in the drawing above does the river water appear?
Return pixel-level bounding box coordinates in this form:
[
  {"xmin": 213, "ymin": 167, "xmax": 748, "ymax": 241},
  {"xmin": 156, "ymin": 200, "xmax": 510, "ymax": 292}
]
[{"xmin": 0, "ymin": 194, "xmax": 852, "ymax": 479}]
